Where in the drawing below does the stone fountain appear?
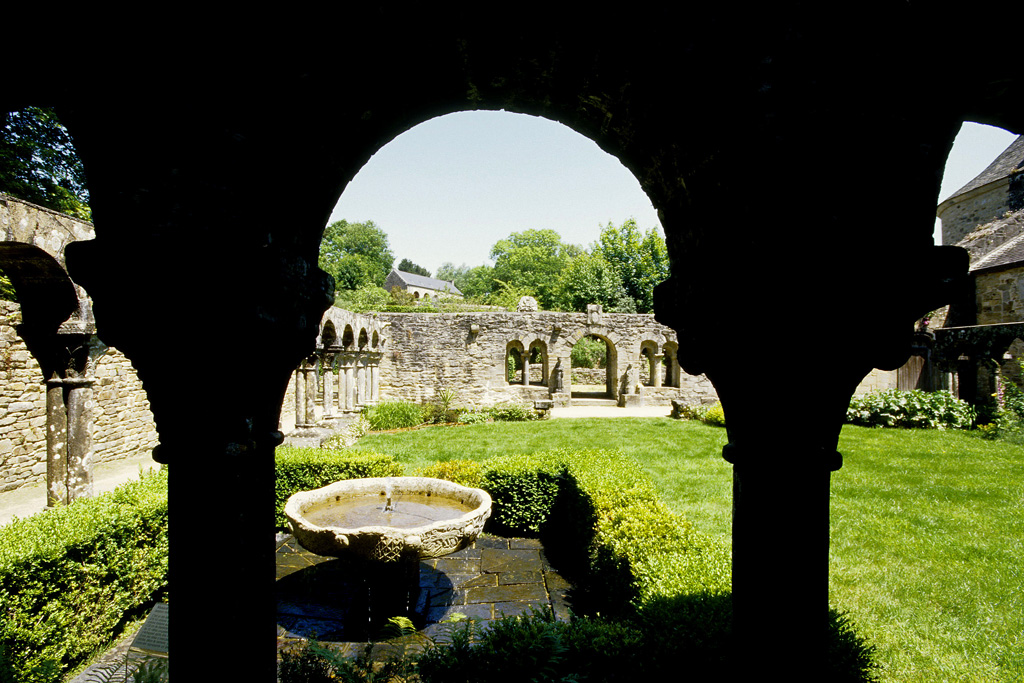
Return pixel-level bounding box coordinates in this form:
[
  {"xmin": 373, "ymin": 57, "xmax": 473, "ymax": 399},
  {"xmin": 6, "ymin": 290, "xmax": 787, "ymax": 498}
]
[{"xmin": 284, "ymin": 477, "xmax": 492, "ymax": 635}]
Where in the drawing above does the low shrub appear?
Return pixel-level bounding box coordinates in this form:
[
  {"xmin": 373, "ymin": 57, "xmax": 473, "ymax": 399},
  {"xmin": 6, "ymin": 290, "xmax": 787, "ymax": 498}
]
[
  {"xmin": 274, "ymin": 448, "xmax": 403, "ymax": 528},
  {"xmin": 415, "ymin": 459, "xmax": 484, "ymax": 488},
  {"xmin": 457, "ymin": 410, "xmax": 488, "ymax": 425},
  {"xmin": 361, "ymin": 401, "xmax": 425, "ymax": 431},
  {"xmin": 481, "ymin": 454, "xmax": 561, "ymax": 535},
  {"xmin": 488, "ymin": 402, "xmax": 537, "ymax": 422},
  {"xmin": 702, "ymin": 402, "xmax": 726, "ymax": 427},
  {"xmin": 0, "ymin": 469, "xmax": 169, "ymax": 683},
  {"xmin": 846, "ymin": 389, "xmax": 975, "ymax": 429}
]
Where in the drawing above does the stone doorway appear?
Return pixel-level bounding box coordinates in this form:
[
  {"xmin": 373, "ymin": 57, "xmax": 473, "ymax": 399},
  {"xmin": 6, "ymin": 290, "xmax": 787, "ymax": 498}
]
[{"xmin": 569, "ymin": 334, "xmax": 617, "ymax": 406}]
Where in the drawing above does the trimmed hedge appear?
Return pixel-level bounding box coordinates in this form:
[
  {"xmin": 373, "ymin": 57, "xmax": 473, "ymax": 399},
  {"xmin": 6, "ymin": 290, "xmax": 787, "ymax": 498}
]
[
  {"xmin": 274, "ymin": 447, "xmax": 403, "ymax": 529},
  {"xmin": 0, "ymin": 469, "xmax": 169, "ymax": 683}
]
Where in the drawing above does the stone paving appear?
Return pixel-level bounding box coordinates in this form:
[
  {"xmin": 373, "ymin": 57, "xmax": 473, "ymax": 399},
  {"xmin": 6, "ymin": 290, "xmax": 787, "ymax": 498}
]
[{"xmin": 276, "ymin": 534, "xmax": 571, "ymax": 659}]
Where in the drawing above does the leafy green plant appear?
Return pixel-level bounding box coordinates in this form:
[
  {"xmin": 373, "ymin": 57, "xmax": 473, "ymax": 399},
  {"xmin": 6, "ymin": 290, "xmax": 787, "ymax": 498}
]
[
  {"xmin": 702, "ymin": 402, "xmax": 726, "ymax": 427},
  {"xmin": 362, "ymin": 401, "xmax": 425, "ymax": 431},
  {"xmin": 846, "ymin": 389, "xmax": 975, "ymax": 429},
  {"xmin": 488, "ymin": 402, "xmax": 537, "ymax": 422},
  {"xmin": 457, "ymin": 410, "xmax": 488, "ymax": 425}
]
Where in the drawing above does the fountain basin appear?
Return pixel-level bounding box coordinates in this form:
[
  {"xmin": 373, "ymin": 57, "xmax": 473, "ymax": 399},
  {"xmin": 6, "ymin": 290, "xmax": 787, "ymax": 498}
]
[{"xmin": 285, "ymin": 477, "xmax": 492, "ymax": 562}]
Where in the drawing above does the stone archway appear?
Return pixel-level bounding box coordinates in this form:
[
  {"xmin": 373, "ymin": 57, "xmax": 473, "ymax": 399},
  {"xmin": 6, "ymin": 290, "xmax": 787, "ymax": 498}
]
[{"xmin": 14, "ymin": 14, "xmax": 1022, "ymax": 678}]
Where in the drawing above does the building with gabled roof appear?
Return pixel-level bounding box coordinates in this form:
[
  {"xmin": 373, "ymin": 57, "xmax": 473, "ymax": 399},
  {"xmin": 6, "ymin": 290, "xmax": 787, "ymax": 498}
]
[{"xmin": 384, "ymin": 269, "xmax": 463, "ymax": 300}]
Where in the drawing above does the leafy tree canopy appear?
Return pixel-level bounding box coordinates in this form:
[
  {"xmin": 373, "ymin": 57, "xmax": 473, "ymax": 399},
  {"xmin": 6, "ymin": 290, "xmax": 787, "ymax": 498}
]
[
  {"xmin": 489, "ymin": 229, "xmax": 582, "ymax": 309},
  {"xmin": 436, "ymin": 262, "xmax": 496, "ymax": 301},
  {"xmin": 553, "ymin": 251, "xmax": 635, "ymax": 313},
  {"xmin": 397, "ymin": 258, "xmax": 430, "ymax": 277},
  {"xmin": 0, "ymin": 107, "xmax": 91, "ymax": 220},
  {"xmin": 593, "ymin": 219, "xmax": 669, "ymax": 313},
  {"xmin": 319, "ymin": 219, "xmax": 394, "ymax": 291}
]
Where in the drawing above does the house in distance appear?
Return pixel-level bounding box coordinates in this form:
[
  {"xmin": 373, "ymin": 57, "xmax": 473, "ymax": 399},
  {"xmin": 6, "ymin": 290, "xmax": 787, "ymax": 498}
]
[{"xmin": 384, "ymin": 268, "xmax": 464, "ymax": 300}]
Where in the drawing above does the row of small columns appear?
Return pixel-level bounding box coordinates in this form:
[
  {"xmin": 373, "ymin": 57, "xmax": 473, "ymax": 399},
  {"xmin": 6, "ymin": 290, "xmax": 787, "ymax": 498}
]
[{"xmin": 294, "ymin": 351, "xmax": 382, "ymax": 427}]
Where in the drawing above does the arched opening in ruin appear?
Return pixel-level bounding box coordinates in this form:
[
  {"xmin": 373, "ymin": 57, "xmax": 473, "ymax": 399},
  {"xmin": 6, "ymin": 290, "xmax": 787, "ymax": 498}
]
[
  {"xmin": 505, "ymin": 340, "xmax": 526, "ymax": 385},
  {"xmin": 569, "ymin": 334, "xmax": 617, "ymax": 402},
  {"xmin": 527, "ymin": 339, "xmax": 548, "ymax": 387}
]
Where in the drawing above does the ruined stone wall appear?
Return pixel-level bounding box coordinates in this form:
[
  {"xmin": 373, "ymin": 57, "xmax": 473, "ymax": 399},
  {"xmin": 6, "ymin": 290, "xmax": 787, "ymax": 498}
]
[
  {"xmin": 0, "ymin": 301, "xmax": 159, "ymax": 492},
  {"xmin": 375, "ymin": 310, "xmax": 717, "ymax": 408}
]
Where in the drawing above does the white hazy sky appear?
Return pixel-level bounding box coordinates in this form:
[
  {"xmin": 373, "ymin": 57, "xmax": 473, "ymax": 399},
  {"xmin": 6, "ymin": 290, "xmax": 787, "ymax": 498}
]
[{"xmin": 329, "ymin": 111, "xmax": 1019, "ymax": 276}]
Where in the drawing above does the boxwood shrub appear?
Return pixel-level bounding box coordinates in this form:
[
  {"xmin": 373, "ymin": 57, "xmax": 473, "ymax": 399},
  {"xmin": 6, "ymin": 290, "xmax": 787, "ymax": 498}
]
[
  {"xmin": 274, "ymin": 447, "xmax": 404, "ymax": 529},
  {"xmin": 0, "ymin": 468, "xmax": 169, "ymax": 683}
]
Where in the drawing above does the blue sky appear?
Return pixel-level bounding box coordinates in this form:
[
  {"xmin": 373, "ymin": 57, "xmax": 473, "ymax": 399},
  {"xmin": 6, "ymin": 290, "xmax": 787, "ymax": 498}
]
[{"xmin": 329, "ymin": 112, "xmax": 1019, "ymax": 276}]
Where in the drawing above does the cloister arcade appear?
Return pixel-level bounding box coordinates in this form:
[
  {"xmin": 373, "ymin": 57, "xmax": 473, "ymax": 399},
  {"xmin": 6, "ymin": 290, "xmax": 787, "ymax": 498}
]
[{"xmin": 8, "ymin": 10, "xmax": 1022, "ymax": 678}]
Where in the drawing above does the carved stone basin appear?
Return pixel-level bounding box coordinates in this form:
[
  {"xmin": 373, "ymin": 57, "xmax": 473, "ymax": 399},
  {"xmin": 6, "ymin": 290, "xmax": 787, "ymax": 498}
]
[{"xmin": 284, "ymin": 477, "xmax": 492, "ymax": 562}]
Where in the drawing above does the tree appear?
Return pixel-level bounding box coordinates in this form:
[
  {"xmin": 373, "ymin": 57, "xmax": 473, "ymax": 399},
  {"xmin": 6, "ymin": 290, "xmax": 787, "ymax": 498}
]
[
  {"xmin": 489, "ymin": 229, "xmax": 582, "ymax": 309},
  {"xmin": 553, "ymin": 252, "xmax": 635, "ymax": 312},
  {"xmin": 0, "ymin": 107, "xmax": 90, "ymax": 220},
  {"xmin": 437, "ymin": 262, "xmax": 496, "ymax": 301},
  {"xmin": 319, "ymin": 219, "xmax": 394, "ymax": 291},
  {"xmin": 593, "ymin": 219, "xmax": 669, "ymax": 313},
  {"xmin": 397, "ymin": 259, "xmax": 430, "ymax": 277}
]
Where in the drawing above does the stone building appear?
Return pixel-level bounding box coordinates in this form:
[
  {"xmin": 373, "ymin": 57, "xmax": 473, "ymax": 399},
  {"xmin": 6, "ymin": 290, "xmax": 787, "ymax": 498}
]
[
  {"xmin": 383, "ymin": 269, "xmax": 463, "ymax": 300},
  {"xmin": 934, "ymin": 136, "xmax": 1024, "ymax": 402}
]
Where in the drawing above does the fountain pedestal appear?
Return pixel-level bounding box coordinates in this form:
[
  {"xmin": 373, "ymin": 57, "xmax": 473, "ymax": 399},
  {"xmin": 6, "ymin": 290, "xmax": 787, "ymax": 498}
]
[{"xmin": 284, "ymin": 477, "xmax": 492, "ymax": 637}]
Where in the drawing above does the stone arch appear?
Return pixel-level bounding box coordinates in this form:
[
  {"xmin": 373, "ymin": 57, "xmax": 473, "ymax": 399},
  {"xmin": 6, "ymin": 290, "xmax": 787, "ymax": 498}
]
[
  {"xmin": 358, "ymin": 328, "xmax": 369, "ymax": 348},
  {"xmin": 526, "ymin": 338, "xmax": 549, "ymax": 387},
  {"xmin": 563, "ymin": 327, "xmax": 621, "ymax": 400},
  {"xmin": 638, "ymin": 339, "xmax": 660, "ymax": 387},
  {"xmin": 320, "ymin": 320, "xmax": 337, "ymax": 349},
  {"xmin": 662, "ymin": 341, "xmax": 681, "ymax": 389},
  {"xmin": 505, "ymin": 339, "xmax": 526, "ymax": 385},
  {"xmin": 342, "ymin": 325, "xmax": 355, "ymax": 349}
]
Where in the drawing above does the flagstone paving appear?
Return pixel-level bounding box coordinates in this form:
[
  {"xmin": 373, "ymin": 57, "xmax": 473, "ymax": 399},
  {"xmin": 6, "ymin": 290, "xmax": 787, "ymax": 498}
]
[{"xmin": 276, "ymin": 534, "xmax": 572, "ymax": 660}]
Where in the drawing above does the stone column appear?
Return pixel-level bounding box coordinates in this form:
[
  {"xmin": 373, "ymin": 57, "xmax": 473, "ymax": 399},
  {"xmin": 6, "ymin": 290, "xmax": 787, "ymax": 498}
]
[
  {"xmin": 321, "ymin": 354, "xmax": 335, "ymax": 419},
  {"xmin": 45, "ymin": 377, "xmax": 70, "ymax": 507},
  {"xmin": 304, "ymin": 357, "xmax": 318, "ymax": 425},
  {"xmin": 294, "ymin": 367, "xmax": 305, "ymax": 424},
  {"xmin": 43, "ymin": 334, "xmax": 103, "ymax": 508},
  {"xmin": 343, "ymin": 353, "xmax": 356, "ymax": 411},
  {"xmin": 522, "ymin": 355, "xmax": 531, "ymax": 386},
  {"xmin": 652, "ymin": 354, "xmax": 664, "ymax": 388},
  {"xmin": 369, "ymin": 353, "xmax": 381, "ymax": 403}
]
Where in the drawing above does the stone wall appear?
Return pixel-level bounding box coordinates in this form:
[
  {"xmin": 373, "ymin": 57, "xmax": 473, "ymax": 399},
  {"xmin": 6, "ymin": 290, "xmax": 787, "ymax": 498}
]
[
  {"xmin": 0, "ymin": 301, "xmax": 159, "ymax": 492},
  {"xmin": 375, "ymin": 310, "xmax": 717, "ymax": 408},
  {"xmin": 939, "ymin": 180, "xmax": 1010, "ymax": 246},
  {"xmin": 976, "ymin": 266, "xmax": 1024, "ymax": 325}
]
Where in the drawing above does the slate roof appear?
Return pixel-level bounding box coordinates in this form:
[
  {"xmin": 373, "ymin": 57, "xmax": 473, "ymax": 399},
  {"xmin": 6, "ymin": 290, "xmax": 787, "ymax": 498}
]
[
  {"xmin": 942, "ymin": 134, "xmax": 1024, "ymax": 203},
  {"xmin": 390, "ymin": 269, "xmax": 463, "ymax": 296},
  {"xmin": 971, "ymin": 229, "xmax": 1024, "ymax": 273}
]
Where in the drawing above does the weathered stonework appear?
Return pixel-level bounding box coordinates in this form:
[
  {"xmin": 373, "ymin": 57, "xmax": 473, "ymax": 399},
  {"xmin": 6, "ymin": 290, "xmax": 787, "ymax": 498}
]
[
  {"xmin": 371, "ymin": 309, "xmax": 716, "ymax": 408},
  {"xmin": 0, "ymin": 300, "xmax": 158, "ymax": 492}
]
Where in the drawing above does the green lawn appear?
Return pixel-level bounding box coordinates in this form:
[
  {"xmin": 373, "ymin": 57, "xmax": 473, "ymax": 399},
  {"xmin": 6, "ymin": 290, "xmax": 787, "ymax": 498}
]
[{"xmin": 353, "ymin": 418, "xmax": 1024, "ymax": 682}]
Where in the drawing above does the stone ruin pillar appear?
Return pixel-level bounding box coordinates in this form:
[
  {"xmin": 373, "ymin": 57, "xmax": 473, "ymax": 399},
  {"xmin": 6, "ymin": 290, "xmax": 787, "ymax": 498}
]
[
  {"xmin": 521, "ymin": 354, "xmax": 531, "ymax": 386},
  {"xmin": 342, "ymin": 353, "xmax": 356, "ymax": 411},
  {"xmin": 369, "ymin": 352, "xmax": 381, "ymax": 403},
  {"xmin": 37, "ymin": 328, "xmax": 106, "ymax": 508},
  {"xmin": 652, "ymin": 354, "xmax": 664, "ymax": 388},
  {"xmin": 293, "ymin": 356, "xmax": 318, "ymax": 429},
  {"xmin": 321, "ymin": 353, "xmax": 335, "ymax": 420}
]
